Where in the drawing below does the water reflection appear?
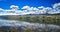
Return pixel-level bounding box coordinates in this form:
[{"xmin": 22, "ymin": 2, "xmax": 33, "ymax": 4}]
[{"xmin": 0, "ymin": 19, "xmax": 60, "ymax": 32}]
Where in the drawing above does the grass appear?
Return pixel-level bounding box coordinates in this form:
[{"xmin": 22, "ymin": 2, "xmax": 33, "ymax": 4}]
[{"xmin": 3, "ymin": 15, "xmax": 60, "ymax": 25}]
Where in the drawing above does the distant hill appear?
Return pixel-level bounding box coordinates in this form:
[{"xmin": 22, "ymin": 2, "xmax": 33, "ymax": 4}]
[{"xmin": 0, "ymin": 13, "xmax": 60, "ymax": 19}]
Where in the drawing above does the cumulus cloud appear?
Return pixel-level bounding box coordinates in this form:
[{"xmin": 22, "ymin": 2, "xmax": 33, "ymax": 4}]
[
  {"xmin": 0, "ymin": 8, "xmax": 4, "ymax": 12},
  {"xmin": 22, "ymin": 6, "xmax": 39, "ymax": 11},
  {"xmin": 52, "ymin": 3, "xmax": 60, "ymax": 14},
  {"xmin": 9, "ymin": 3, "xmax": 60, "ymax": 14},
  {"xmin": 43, "ymin": 7, "xmax": 52, "ymax": 12},
  {"xmin": 32, "ymin": 7, "xmax": 39, "ymax": 11},
  {"xmin": 38, "ymin": 6, "xmax": 44, "ymax": 9},
  {"xmin": 0, "ymin": 3, "xmax": 60, "ymax": 15},
  {"xmin": 0, "ymin": 8, "xmax": 3, "ymax": 10},
  {"xmin": 53, "ymin": 3, "xmax": 60, "ymax": 9},
  {"xmin": 10, "ymin": 5, "xmax": 19, "ymax": 10},
  {"xmin": 38, "ymin": 2, "xmax": 60, "ymax": 14},
  {"xmin": 38, "ymin": 7, "xmax": 52, "ymax": 14},
  {"xmin": 22, "ymin": 5, "xmax": 30, "ymax": 9},
  {"xmin": 38, "ymin": 6, "xmax": 52, "ymax": 14},
  {"xmin": 27, "ymin": 7, "xmax": 39, "ymax": 13},
  {"xmin": 22, "ymin": 6, "xmax": 39, "ymax": 14},
  {"xmin": 53, "ymin": 3, "xmax": 60, "ymax": 11}
]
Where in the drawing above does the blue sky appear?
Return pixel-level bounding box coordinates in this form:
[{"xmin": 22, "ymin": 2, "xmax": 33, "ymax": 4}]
[
  {"xmin": 0, "ymin": 0, "xmax": 60, "ymax": 15},
  {"xmin": 0, "ymin": 0, "xmax": 60, "ymax": 9}
]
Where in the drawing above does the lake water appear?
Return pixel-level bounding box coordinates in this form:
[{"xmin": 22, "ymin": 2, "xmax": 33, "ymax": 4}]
[{"xmin": 0, "ymin": 18, "xmax": 60, "ymax": 32}]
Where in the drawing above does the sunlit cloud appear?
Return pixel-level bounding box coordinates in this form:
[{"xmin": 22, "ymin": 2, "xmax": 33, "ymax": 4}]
[
  {"xmin": 0, "ymin": 3, "xmax": 60, "ymax": 15},
  {"xmin": 0, "ymin": 8, "xmax": 3, "ymax": 10},
  {"xmin": 22, "ymin": 5, "xmax": 30, "ymax": 10},
  {"xmin": 22, "ymin": 6, "xmax": 39, "ymax": 14},
  {"xmin": 38, "ymin": 6, "xmax": 45, "ymax": 9},
  {"xmin": 10, "ymin": 5, "xmax": 19, "ymax": 10},
  {"xmin": 54, "ymin": 3, "xmax": 60, "ymax": 11},
  {"xmin": 43, "ymin": 7, "xmax": 52, "ymax": 13},
  {"xmin": 52, "ymin": 3, "xmax": 60, "ymax": 14},
  {"xmin": 53, "ymin": 3, "xmax": 60, "ymax": 9}
]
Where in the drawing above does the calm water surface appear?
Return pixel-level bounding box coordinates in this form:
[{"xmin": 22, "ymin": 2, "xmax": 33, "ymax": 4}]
[{"xmin": 0, "ymin": 18, "xmax": 60, "ymax": 32}]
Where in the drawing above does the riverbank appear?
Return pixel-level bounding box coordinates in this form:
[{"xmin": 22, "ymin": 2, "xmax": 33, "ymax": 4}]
[
  {"xmin": 0, "ymin": 15, "xmax": 60, "ymax": 32},
  {"xmin": 0, "ymin": 15, "xmax": 60, "ymax": 25}
]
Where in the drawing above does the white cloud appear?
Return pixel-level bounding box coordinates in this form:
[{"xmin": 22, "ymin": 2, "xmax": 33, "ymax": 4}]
[
  {"xmin": 27, "ymin": 7, "xmax": 39, "ymax": 12},
  {"xmin": 43, "ymin": 7, "xmax": 52, "ymax": 12},
  {"xmin": 22, "ymin": 6, "xmax": 39, "ymax": 11},
  {"xmin": 0, "ymin": 3, "xmax": 60, "ymax": 15},
  {"xmin": 33, "ymin": 7, "xmax": 39, "ymax": 11},
  {"xmin": 53, "ymin": 3, "xmax": 60, "ymax": 11},
  {"xmin": 38, "ymin": 6, "xmax": 44, "ymax": 8},
  {"xmin": 10, "ymin": 5, "xmax": 19, "ymax": 10},
  {"xmin": 22, "ymin": 6, "xmax": 39, "ymax": 14},
  {"xmin": 0, "ymin": 8, "xmax": 4, "ymax": 12},
  {"xmin": 28, "ymin": 7, "xmax": 34, "ymax": 11},
  {"xmin": 0, "ymin": 8, "xmax": 3, "ymax": 10},
  {"xmin": 38, "ymin": 7, "xmax": 52, "ymax": 14},
  {"xmin": 22, "ymin": 5, "xmax": 30, "ymax": 9},
  {"xmin": 53, "ymin": 3, "xmax": 60, "ymax": 8},
  {"xmin": 51, "ymin": 3, "xmax": 60, "ymax": 14}
]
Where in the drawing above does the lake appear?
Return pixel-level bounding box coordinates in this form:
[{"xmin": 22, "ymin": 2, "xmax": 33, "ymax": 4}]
[{"xmin": 0, "ymin": 18, "xmax": 60, "ymax": 32}]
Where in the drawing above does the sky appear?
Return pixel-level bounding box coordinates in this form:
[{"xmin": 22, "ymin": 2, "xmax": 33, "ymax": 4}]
[
  {"xmin": 0, "ymin": 0, "xmax": 60, "ymax": 15},
  {"xmin": 0, "ymin": 0, "xmax": 60, "ymax": 9}
]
